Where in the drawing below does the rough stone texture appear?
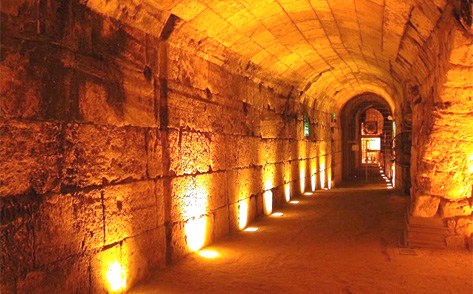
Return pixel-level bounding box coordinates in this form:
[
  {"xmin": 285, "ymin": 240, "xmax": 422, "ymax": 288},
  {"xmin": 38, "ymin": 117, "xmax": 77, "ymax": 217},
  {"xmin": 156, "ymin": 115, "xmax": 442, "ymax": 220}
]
[
  {"xmin": 409, "ymin": 4, "xmax": 473, "ymax": 244},
  {"xmin": 440, "ymin": 199, "xmax": 473, "ymax": 218},
  {"xmin": 456, "ymin": 217, "xmax": 473, "ymax": 237},
  {"xmin": 2, "ymin": 0, "xmax": 472, "ymax": 293},
  {"xmin": 445, "ymin": 235, "xmax": 467, "ymax": 249},
  {"xmin": 410, "ymin": 194, "xmax": 441, "ymax": 217},
  {"xmin": 0, "ymin": 1, "xmax": 336, "ymax": 293},
  {"xmin": 0, "ymin": 121, "xmax": 61, "ymax": 196}
]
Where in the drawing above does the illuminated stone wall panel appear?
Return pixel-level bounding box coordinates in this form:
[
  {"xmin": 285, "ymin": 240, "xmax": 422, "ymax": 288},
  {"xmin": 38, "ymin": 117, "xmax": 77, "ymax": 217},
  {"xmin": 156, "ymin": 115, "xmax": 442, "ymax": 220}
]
[
  {"xmin": 103, "ymin": 181, "xmax": 160, "ymax": 245},
  {"xmin": 121, "ymin": 227, "xmax": 167, "ymax": 288},
  {"xmin": 1, "ymin": 0, "xmax": 339, "ymax": 292},
  {"xmin": 35, "ymin": 191, "xmax": 104, "ymax": 267},
  {"xmin": 61, "ymin": 124, "xmax": 150, "ymax": 188},
  {"xmin": 0, "ymin": 121, "xmax": 61, "ymax": 196},
  {"xmin": 410, "ymin": 10, "xmax": 473, "ymax": 247}
]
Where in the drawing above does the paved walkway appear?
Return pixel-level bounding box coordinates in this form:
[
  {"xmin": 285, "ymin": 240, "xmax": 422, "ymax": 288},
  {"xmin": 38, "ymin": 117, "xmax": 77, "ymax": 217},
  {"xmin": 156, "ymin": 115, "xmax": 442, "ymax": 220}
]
[{"xmin": 130, "ymin": 182, "xmax": 472, "ymax": 294}]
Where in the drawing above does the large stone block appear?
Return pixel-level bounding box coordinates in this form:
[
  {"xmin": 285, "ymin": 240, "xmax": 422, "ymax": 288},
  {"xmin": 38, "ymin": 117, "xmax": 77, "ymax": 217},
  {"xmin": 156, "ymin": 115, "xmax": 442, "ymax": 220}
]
[
  {"xmin": 0, "ymin": 121, "xmax": 60, "ymax": 196},
  {"xmin": 90, "ymin": 244, "xmax": 122, "ymax": 294},
  {"xmin": 456, "ymin": 217, "xmax": 473, "ymax": 237},
  {"xmin": 440, "ymin": 199, "xmax": 473, "ymax": 218},
  {"xmin": 35, "ymin": 191, "xmax": 103, "ymax": 267},
  {"xmin": 170, "ymin": 173, "xmax": 227, "ymax": 222},
  {"xmin": 169, "ymin": 214, "xmax": 214, "ymax": 261},
  {"xmin": 104, "ymin": 181, "xmax": 158, "ymax": 245},
  {"xmin": 410, "ymin": 194, "xmax": 440, "ymax": 217},
  {"xmin": 227, "ymin": 168, "xmax": 263, "ymax": 205},
  {"xmin": 415, "ymin": 170, "xmax": 472, "ymax": 200},
  {"xmin": 168, "ymin": 129, "xmax": 212, "ymax": 176},
  {"xmin": 0, "ymin": 50, "xmax": 42, "ymax": 119},
  {"xmin": 62, "ymin": 123, "xmax": 148, "ymax": 188},
  {"xmin": 121, "ymin": 227, "xmax": 166, "ymax": 289},
  {"xmin": 16, "ymin": 256, "xmax": 90, "ymax": 294},
  {"xmin": 168, "ymin": 45, "xmax": 209, "ymax": 90},
  {"xmin": 78, "ymin": 69, "xmax": 157, "ymax": 128},
  {"xmin": 0, "ymin": 214, "xmax": 35, "ymax": 285}
]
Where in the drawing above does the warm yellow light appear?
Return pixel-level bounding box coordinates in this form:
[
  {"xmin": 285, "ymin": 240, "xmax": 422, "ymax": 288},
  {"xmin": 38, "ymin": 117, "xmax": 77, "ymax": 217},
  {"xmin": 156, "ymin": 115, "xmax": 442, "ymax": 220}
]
[
  {"xmin": 271, "ymin": 212, "xmax": 283, "ymax": 217},
  {"xmin": 285, "ymin": 184, "xmax": 291, "ymax": 202},
  {"xmin": 320, "ymin": 171, "xmax": 325, "ymax": 189},
  {"xmin": 107, "ymin": 262, "xmax": 126, "ymax": 292},
  {"xmin": 392, "ymin": 163, "xmax": 396, "ymax": 188},
  {"xmin": 311, "ymin": 175, "xmax": 316, "ymax": 191},
  {"xmin": 387, "ymin": 186, "xmax": 394, "ymax": 189},
  {"xmin": 300, "ymin": 170, "xmax": 305, "ymax": 193},
  {"xmin": 244, "ymin": 227, "xmax": 259, "ymax": 232},
  {"xmin": 290, "ymin": 200, "xmax": 299, "ymax": 204},
  {"xmin": 264, "ymin": 191, "xmax": 273, "ymax": 215},
  {"xmin": 303, "ymin": 192, "xmax": 313, "ymax": 196},
  {"xmin": 199, "ymin": 250, "xmax": 219, "ymax": 258},
  {"xmin": 469, "ymin": 153, "xmax": 473, "ymax": 173},
  {"xmin": 238, "ymin": 199, "xmax": 249, "ymax": 230},
  {"xmin": 185, "ymin": 217, "xmax": 207, "ymax": 251}
]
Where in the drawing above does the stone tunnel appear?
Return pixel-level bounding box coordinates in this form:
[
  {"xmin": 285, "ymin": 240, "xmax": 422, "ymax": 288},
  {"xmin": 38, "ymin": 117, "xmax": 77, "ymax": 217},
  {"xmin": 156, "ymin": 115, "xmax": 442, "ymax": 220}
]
[{"xmin": 1, "ymin": 0, "xmax": 472, "ymax": 293}]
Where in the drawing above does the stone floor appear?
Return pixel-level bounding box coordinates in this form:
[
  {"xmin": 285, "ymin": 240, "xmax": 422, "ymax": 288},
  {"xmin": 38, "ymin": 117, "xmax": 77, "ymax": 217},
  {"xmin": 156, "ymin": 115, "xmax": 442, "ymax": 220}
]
[{"xmin": 130, "ymin": 181, "xmax": 473, "ymax": 294}]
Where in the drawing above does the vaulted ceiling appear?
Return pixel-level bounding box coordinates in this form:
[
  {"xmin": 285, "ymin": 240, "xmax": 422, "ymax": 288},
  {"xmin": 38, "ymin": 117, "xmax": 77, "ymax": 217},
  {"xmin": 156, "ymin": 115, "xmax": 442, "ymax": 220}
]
[{"xmin": 86, "ymin": 0, "xmax": 450, "ymax": 111}]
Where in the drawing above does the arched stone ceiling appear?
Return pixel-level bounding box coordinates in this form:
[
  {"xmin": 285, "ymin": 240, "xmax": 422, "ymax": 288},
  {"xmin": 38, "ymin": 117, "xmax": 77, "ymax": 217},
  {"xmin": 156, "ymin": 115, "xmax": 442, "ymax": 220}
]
[{"xmin": 85, "ymin": 0, "xmax": 450, "ymax": 110}]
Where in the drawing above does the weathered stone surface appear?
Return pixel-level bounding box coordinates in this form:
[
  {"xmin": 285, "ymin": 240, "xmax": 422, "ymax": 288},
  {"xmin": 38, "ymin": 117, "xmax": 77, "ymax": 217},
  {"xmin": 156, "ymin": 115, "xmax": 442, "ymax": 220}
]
[
  {"xmin": 456, "ymin": 217, "xmax": 473, "ymax": 237},
  {"xmin": 121, "ymin": 227, "xmax": 166, "ymax": 289},
  {"xmin": 170, "ymin": 173, "xmax": 227, "ymax": 222},
  {"xmin": 411, "ymin": 195, "xmax": 441, "ymax": 217},
  {"xmin": 90, "ymin": 244, "xmax": 121, "ymax": 294},
  {"xmin": 0, "ymin": 121, "xmax": 60, "ymax": 196},
  {"xmin": 227, "ymin": 168, "xmax": 263, "ymax": 204},
  {"xmin": 168, "ymin": 129, "xmax": 212, "ymax": 175},
  {"xmin": 440, "ymin": 199, "xmax": 473, "ymax": 218},
  {"xmin": 213, "ymin": 206, "xmax": 230, "ymax": 239},
  {"xmin": 145, "ymin": 129, "xmax": 163, "ymax": 179},
  {"xmin": 446, "ymin": 235, "xmax": 467, "ymax": 249},
  {"xmin": 62, "ymin": 123, "xmax": 148, "ymax": 188},
  {"xmin": 415, "ymin": 171, "xmax": 473, "ymax": 201},
  {"xmin": 0, "ymin": 213, "xmax": 35, "ymax": 285},
  {"xmin": 35, "ymin": 191, "xmax": 103, "ymax": 266},
  {"xmin": 16, "ymin": 256, "xmax": 90, "ymax": 294},
  {"xmin": 104, "ymin": 181, "xmax": 158, "ymax": 245}
]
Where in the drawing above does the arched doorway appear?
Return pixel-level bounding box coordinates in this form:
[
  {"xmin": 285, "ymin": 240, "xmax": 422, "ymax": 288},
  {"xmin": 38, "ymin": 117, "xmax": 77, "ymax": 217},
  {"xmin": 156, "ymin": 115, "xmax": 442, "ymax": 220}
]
[{"xmin": 341, "ymin": 94, "xmax": 395, "ymax": 183}]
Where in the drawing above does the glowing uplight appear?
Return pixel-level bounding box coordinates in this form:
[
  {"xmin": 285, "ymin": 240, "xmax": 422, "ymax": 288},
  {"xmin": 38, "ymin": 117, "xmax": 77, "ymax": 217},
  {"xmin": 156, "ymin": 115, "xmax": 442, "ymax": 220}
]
[
  {"xmin": 290, "ymin": 200, "xmax": 299, "ymax": 204},
  {"xmin": 387, "ymin": 186, "xmax": 394, "ymax": 189},
  {"xmin": 185, "ymin": 217, "xmax": 207, "ymax": 251},
  {"xmin": 320, "ymin": 170, "xmax": 326, "ymax": 189},
  {"xmin": 199, "ymin": 250, "xmax": 219, "ymax": 258},
  {"xmin": 182, "ymin": 180, "xmax": 209, "ymax": 252},
  {"xmin": 311, "ymin": 175, "xmax": 316, "ymax": 191},
  {"xmin": 271, "ymin": 212, "xmax": 283, "ymax": 217},
  {"xmin": 244, "ymin": 227, "xmax": 259, "ymax": 232},
  {"xmin": 264, "ymin": 191, "xmax": 273, "ymax": 215},
  {"xmin": 300, "ymin": 170, "xmax": 305, "ymax": 193},
  {"xmin": 107, "ymin": 261, "xmax": 126, "ymax": 292},
  {"xmin": 238, "ymin": 199, "xmax": 249, "ymax": 230},
  {"xmin": 303, "ymin": 192, "xmax": 313, "ymax": 196},
  {"xmin": 285, "ymin": 184, "xmax": 291, "ymax": 202}
]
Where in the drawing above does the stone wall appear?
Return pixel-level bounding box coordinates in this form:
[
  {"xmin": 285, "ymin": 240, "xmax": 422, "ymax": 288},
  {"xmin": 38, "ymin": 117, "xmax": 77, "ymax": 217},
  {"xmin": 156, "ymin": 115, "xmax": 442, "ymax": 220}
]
[
  {"xmin": 0, "ymin": 1, "xmax": 336, "ymax": 293},
  {"xmin": 409, "ymin": 4, "xmax": 473, "ymax": 248}
]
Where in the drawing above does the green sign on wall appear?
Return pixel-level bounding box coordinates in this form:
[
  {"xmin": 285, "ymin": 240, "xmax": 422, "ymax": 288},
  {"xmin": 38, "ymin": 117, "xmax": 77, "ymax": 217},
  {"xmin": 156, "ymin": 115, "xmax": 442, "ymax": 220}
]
[{"xmin": 304, "ymin": 116, "xmax": 310, "ymax": 137}]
